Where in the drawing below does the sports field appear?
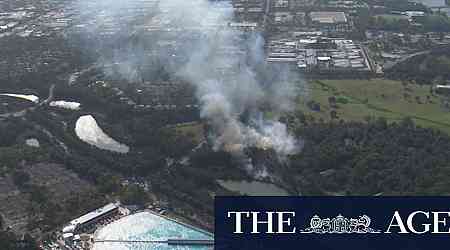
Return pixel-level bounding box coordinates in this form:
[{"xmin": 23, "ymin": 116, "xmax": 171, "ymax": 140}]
[{"xmin": 302, "ymin": 79, "xmax": 450, "ymax": 134}]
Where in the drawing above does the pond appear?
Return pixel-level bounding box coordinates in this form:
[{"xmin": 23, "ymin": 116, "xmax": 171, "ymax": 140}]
[{"xmin": 217, "ymin": 180, "xmax": 290, "ymax": 196}]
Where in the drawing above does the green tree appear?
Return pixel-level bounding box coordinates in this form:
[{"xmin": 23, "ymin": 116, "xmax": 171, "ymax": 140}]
[
  {"xmin": 120, "ymin": 185, "xmax": 148, "ymax": 206},
  {"xmin": 12, "ymin": 170, "xmax": 30, "ymax": 187},
  {"xmin": 97, "ymin": 174, "xmax": 121, "ymax": 194}
]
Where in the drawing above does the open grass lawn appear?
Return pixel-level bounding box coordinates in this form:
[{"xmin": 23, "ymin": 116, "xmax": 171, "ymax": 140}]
[
  {"xmin": 374, "ymin": 14, "xmax": 409, "ymax": 21},
  {"xmin": 302, "ymin": 79, "xmax": 450, "ymax": 134},
  {"xmin": 173, "ymin": 122, "xmax": 205, "ymax": 144}
]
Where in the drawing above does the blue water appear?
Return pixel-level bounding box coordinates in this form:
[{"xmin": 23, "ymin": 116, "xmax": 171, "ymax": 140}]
[{"xmin": 93, "ymin": 212, "xmax": 213, "ymax": 250}]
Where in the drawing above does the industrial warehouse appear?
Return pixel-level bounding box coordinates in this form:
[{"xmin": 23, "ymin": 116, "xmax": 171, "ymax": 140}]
[{"xmin": 267, "ymin": 34, "xmax": 372, "ymax": 76}]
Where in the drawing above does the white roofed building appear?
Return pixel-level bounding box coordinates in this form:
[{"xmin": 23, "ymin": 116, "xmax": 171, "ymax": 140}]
[
  {"xmin": 66, "ymin": 203, "xmax": 119, "ymax": 233},
  {"xmin": 310, "ymin": 12, "xmax": 347, "ymax": 24},
  {"xmin": 309, "ymin": 11, "xmax": 351, "ymax": 33}
]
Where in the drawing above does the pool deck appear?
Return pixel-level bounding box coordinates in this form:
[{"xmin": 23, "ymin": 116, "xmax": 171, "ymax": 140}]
[{"xmin": 94, "ymin": 239, "xmax": 214, "ymax": 245}]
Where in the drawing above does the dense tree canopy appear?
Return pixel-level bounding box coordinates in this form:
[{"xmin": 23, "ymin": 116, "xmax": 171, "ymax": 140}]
[
  {"xmin": 289, "ymin": 117, "xmax": 450, "ymax": 195},
  {"xmin": 386, "ymin": 47, "xmax": 450, "ymax": 82},
  {"xmin": 0, "ymin": 231, "xmax": 39, "ymax": 250}
]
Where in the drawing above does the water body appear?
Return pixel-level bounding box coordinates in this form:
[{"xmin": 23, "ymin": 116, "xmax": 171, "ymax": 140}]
[
  {"xmin": 75, "ymin": 115, "xmax": 130, "ymax": 153},
  {"xmin": 218, "ymin": 180, "xmax": 290, "ymax": 196},
  {"xmin": 93, "ymin": 212, "xmax": 213, "ymax": 250}
]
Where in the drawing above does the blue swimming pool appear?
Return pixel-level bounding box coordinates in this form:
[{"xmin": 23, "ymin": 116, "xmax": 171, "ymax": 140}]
[{"xmin": 93, "ymin": 212, "xmax": 213, "ymax": 250}]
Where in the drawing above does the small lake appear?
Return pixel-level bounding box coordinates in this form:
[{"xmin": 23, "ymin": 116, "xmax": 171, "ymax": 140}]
[{"xmin": 218, "ymin": 180, "xmax": 290, "ymax": 196}]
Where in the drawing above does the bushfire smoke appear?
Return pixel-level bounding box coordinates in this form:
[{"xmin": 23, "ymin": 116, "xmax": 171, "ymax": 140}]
[
  {"xmin": 169, "ymin": 0, "xmax": 300, "ymax": 156},
  {"xmin": 73, "ymin": 0, "xmax": 302, "ymax": 157}
]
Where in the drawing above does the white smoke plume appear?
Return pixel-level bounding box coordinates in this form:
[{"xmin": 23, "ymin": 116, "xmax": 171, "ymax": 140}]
[
  {"xmin": 165, "ymin": 0, "xmax": 300, "ymax": 156},
  {"xmin": 71, "ymin": 0, "xmax": 302, "ymax": 157}
]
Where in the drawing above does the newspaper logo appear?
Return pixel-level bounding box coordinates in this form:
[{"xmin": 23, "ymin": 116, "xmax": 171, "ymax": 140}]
[{"xmin": 300, "ymin": 214, "xmax": 381, "ymax": 234}]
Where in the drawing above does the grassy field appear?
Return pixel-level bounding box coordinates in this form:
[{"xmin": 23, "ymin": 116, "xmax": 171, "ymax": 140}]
[
  {"xmin": 374, "ymin": 14, "xmax": 409, "ymax": 21},
  {"xmin": 172, "ymin": 122, "xmax": 205, "ymax": 144},
  {"xmin": 301, "ymin": 79, "xmax": 450, "ymax": 134}
]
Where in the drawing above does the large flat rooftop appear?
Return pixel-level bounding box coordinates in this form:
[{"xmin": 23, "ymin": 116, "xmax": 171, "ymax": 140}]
[
  {"xmin": 70, "ymin": 203, "xmax": 118, "ymax": 227},
  {"xmin": 310, "ymin": 11, "xmax": 347, "ymax": 24}
]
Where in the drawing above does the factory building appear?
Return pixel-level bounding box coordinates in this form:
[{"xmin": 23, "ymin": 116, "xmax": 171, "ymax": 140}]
[
  {"xmin": 232, "ymin": 0, "xmax": 265, "ymax": 22},
  {"xmin": 309, "ymin": 11, "xmax": 351, "ymax": 33},
  {"xmin": 267, "ymin": 35, "xmax": 373, "ymax": 76},
  {"xmin": 310, "ymin": 11, "xmax": 347, "ymax": 24}
]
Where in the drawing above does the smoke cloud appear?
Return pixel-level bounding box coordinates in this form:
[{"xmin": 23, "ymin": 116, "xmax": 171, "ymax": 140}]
[
  {"xmin": 168, "ymin": 0, "xmax": 301, "ymax": 156},
  {"xmin": 72, "ymin": 0, "xmax": 302, "ymax": 157}
]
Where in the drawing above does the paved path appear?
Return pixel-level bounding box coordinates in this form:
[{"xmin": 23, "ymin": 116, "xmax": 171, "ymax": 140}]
[{"xmin": 94, "ymin": 239, "xmax": 214, "ymax": 245}]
